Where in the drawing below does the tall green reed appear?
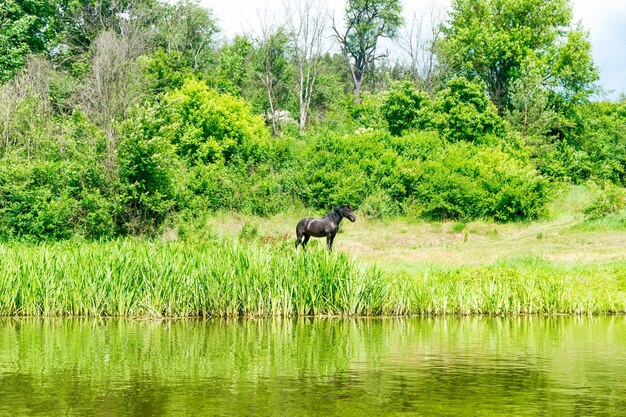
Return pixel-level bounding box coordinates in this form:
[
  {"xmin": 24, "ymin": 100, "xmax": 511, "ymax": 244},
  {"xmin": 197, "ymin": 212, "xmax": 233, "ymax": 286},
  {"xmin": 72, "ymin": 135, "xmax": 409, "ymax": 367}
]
[{"xmin": 0, "ymin": 241, "xmax": 624, "ymax": 317}]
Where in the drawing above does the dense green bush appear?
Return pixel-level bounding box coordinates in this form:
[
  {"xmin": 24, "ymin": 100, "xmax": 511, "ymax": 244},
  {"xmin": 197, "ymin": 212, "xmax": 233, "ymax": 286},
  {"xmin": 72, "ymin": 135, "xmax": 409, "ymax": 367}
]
[
  {"xmin": 583, "ymin": 183, "xmax": 626, "ymax": 219},
  {"xmin": 569, "ymin": 102, "xmax": 626, "ymax": 183},
  {"xmin": 433, "ymin": 77, "xmax": 506, "ymax": 143},
  {"xmin": 476, "ymin": 147, "xmax": 551, "ymax": 221},
  {"xmin": 381, "ymin": 81, "xmax": 432, "ymax": 136},
  {"xmin": 0, "ymin": 158, "xmax": 117, "ymax": 241},
  {"xmin": 410, "ymin": 143, "xmax": 550, "ymax": 221},
  {"xmin": 527, "ymin": 101, "xmax": 626, "ymax": 185},
  {"xmin": 292, "ymin": 127, "xmax": 549, "ymax": 222},
  {"xmin": 0, "ymin": 160, "xmax": 74, "ymax": 240},
  {"xmin": 376, "ymin": 78, "xmax": 507, "ymax": 145},
  {"xmin": 0, "ymin": 90, "xmax": 554, "ymax": 244},
  {"xmin": 160, "ymin": 79, "xmax": 272, "ymax": 165},
  {"xmin": 117, "ymin": 107, "xmax": 182, "ymax": 234},
  {"xmin": 297, "ymin": 129, "xmax": 415, "ymax": 209},
  {"xmin": 185, "ymin": 161, "xmax": 300, "ymax": 216},
  {"xmin": 388, "ymin": 130, "xmax": 443, "ymax": 160},
  {"xmin": 341, "ymin": 93, "xmax": 385, "ymax": 129},
  {"xmin": 0, "ymin": 106, "xmax": 119, "ymax": 241},
  {"xmin": 141, "ymin": 49, "xmax": 192, "ymax": 97},
  {"xmin": 117, "ymin": 79, "xmax": 286, "ymax": 219}
]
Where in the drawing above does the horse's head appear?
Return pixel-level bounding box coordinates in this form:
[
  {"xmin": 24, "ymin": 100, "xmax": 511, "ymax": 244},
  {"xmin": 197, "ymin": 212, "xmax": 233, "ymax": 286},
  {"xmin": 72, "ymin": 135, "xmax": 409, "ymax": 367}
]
[{"xmin": 340, "ymin": 205, "xmax": 356, "ymax": 222}]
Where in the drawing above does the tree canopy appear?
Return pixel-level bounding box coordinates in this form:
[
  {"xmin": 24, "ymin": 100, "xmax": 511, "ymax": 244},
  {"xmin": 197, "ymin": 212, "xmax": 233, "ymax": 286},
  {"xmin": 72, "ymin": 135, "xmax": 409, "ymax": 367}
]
[
  {"xmin": 333, "ymin": 0, "xmax": 403, "ymax": 101},
  {"xmin": 439, "ymin": 0, "xmax": 598, "ymax": 112},
  {"xmin": 0, "ymin": 0, "xmax": 56, "ymax": 81}
]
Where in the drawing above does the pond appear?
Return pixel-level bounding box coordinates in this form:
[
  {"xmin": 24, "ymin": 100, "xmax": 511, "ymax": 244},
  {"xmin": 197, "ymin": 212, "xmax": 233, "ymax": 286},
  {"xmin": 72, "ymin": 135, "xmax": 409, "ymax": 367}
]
[{"xmin": 1, "ymin": 316, "xmax": 624, "ymax": 416}]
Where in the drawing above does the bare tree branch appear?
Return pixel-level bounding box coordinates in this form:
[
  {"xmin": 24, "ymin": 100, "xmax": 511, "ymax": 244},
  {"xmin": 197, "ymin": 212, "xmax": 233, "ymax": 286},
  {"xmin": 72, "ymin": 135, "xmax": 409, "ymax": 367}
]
[
  {"xmin": 285, "ymin": 0, "xmax": 328, "ymax": 131},
  {"xmin": 398, "ymin": 1, "xmax": 444, "ymax": 93}
]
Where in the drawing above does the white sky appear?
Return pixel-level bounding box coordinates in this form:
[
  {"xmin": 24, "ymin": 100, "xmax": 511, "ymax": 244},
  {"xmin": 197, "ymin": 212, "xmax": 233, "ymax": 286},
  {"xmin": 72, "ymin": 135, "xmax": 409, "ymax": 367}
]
[{"xmin": 201, "ymin": 0, "xmax": 626, "ymax": 99}]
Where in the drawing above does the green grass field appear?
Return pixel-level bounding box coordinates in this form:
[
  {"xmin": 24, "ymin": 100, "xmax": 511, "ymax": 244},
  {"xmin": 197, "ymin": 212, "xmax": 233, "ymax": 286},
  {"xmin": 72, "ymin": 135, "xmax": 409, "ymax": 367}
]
[
  {"xmin": 1, "ymin": 186, "xmax": 624, "ymax": 317},
  {"xmin": 193, "ymin": 185, "xmax": 626, "ymax": 271}
]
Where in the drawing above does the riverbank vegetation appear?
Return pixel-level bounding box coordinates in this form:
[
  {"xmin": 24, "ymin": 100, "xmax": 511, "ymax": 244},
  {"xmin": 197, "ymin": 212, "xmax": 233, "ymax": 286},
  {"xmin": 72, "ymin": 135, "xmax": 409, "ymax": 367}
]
[
  {"xmin": 0, "ymin": 237, "xmax": 624, "ymax": 317},
  {"xmin": 2, "ymin": 185, "xmax": 625, "ymax": 317},
  {"xmin": 1, "ymin": 0, "xmax": 625, "ymax": 317}
]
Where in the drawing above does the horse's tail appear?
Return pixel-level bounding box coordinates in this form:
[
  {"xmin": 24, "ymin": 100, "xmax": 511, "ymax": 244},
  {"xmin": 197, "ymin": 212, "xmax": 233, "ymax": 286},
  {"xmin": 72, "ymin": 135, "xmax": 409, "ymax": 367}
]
[
  {"xmin": 295, "ymin": 219, "xmax": 306, "ymax": 248},
  {"xmin": 295, "ymin": 219, "xmax": 306, "ymax": 236}
]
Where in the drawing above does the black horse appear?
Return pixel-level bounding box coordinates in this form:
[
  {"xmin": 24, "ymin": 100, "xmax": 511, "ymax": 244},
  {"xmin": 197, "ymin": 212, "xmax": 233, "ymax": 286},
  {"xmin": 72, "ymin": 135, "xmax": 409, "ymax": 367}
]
[{"xmin": 295, "ymin": 205, "xmax": 356, "ymax": 250}]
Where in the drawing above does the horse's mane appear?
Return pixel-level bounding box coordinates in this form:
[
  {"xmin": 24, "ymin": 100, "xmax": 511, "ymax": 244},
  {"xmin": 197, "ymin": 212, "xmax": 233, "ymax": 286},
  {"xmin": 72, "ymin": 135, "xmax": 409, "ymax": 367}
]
[{"xmin": 325, "ymin": 206, "xmax": 341, "ymax": 218}]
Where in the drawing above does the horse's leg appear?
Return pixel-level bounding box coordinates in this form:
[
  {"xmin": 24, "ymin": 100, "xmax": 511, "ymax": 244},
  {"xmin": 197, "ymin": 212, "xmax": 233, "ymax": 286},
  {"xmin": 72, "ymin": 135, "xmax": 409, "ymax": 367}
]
[
  {"xmin": 302, "ymin": 235, "xmax": 310, "ymax": 249},
  {"xmin": 295, "ymin": 231, "xmax": 303, "ymax": 249},
  {"xmin": 327, "ymin": 233, "xmax": 335, "ymax": 250}
]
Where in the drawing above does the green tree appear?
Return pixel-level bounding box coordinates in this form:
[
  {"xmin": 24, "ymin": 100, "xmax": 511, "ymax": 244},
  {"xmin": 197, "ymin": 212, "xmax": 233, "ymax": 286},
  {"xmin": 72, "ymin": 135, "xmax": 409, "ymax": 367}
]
[
  {"xmin": 153, "ymin": 0, "xmax": 219, "ymax": 71},
  {"xmin": 433, "ymin": 77, "xmax": 505, "ymax": 143},
  {"xmin": 546, "ymin": 26, "xmax": 599, "ymax": 105},
  {"xmin": 142, "ymin": 49, "xmax": 192, "ymax": 97},
  {"xmin": 332, "ymin": 0, "xmax": 403, "ymax": 102},
  {"xmin": 439, "ymin": 0, "xmax": 598, "ymax": 112},
  {"xmin": 506, "ymin": 60, "xmax": 557, "ymax": 142},
  {"xmin": 0, "ymin": 0, "xmax": 56, "ymax": 82},
  {"xmin": 381, "ymin": 81, "xmax": 432, "ymax": 136},
  {"xmin": 252, "ymin": 27, "xmax": 293, "ymax": 136},
  {"xmin": 215, "ymin": 36, "xmax": 254, "ymax": 97}
]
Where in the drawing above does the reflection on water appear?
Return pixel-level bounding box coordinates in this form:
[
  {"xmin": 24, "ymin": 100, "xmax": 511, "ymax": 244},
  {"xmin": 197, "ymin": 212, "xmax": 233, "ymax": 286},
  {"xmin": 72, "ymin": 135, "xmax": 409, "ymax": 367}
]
[{"xmin": 0, "ymin": 316, "xmax": 624, "ymax": 416}]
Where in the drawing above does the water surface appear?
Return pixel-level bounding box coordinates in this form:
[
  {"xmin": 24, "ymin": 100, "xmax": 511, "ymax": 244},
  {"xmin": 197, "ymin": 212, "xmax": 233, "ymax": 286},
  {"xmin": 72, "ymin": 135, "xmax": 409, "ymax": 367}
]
[{"xmin": 1, "ymin": 316, "xmax": 624, "ymax": 416}]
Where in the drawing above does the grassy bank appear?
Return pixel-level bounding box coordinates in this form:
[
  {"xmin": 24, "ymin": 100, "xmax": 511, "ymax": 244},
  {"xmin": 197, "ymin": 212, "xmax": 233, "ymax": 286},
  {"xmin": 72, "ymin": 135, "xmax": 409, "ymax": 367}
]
[
  {"xmin": 182, "ymin": 185, "xmax": 626, "ymax": 271},
  {"xmin": 1, "ymin": 239, "xmax": 624, "ymax": 317}
]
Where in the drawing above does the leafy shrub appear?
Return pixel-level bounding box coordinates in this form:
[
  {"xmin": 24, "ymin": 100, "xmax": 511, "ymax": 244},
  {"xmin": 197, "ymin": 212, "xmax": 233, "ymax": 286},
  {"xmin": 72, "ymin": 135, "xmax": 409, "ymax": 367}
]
[
  {"xmin": 411, "ymin": 143, "xmax": 550, "ymax": 221},
  {"xmin": 381, "ymin": 81, "xmax": 432, "ymax": 136},
  {"xmin": 388, "ymin": 130, "xmax": 443, "ymax": 160},
  {"xmin": 160, "ymin": 79, "xmax": 271, "ymax": 165},
  {"xmin": 141, "ymin": 49, "xmax": 191, "ymax": 97},
  {"xmin": 118, "ymin": 80, "xmax": 281, "ymax": 221},
  {"xmin": 583, "ymin": 183, "xmax": 626, "ymax": 219},
  {"xmin": 359, "ymin": 190, "xmax": 400, "ymax": 219},
  {"xmin": 118, "ymin": 107, "xmax": 181, "ymax": 234},
  {"xmin": 293, "ymin": 127, "xmax": 548, "ymax": 222},
  {"xmin": 0, "ymin": 161, "xmax": 73, "ymax": 240},
  {"xmin": 570, "ymin": 102, "xmax": 626, "ymax": 184},
  {"xmin": 0, "ymin": 107, "xmax": 122, "ymax": 241},
  {"xmin": 237, "ymin": 165, "xmax": 299, "ymax": 216},
  {"xmin": 433, "ymin": 77, "xmax": 506, "ymax": 143},
  {"xmin": 475, "ymin": 147, "xmax": 551, "ymax": 221},
  {"xmin": 297, "ymin": 129, "xmax": 407, "ymax": 209},
  {"xmin": 341, "ymin": 92, "xmax": 384, "ymax": 129},
  {"xmin": 214, "ymin": 36, "xmax": 253, "ymax": 97},
  {"xmin": 186, "ymin": 163, "xmax": 240, "ymax": 212},
  {"xmin": 0, "ymin": 158, "xmax": 117, "ymax": 241},
  {"xmin": 411, "ymin": 150, "xmax": 488, "ymax": 220},
  {"xmin": 183, "ymin": 139, "xmax": 302, "ymax": 216},
  {"xmin": 535, "ymin": 102, "xmax": 626, "ymax": 184}
]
